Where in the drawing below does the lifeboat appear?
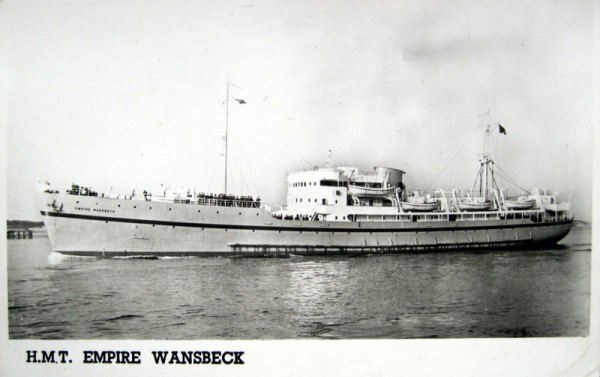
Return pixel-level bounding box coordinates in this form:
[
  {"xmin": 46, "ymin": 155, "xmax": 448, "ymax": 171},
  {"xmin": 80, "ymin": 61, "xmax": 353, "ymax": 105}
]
[
  {"xmin": 457, "ymin": 198, "xmax": 493, "ymax": 211},
  {"xmin": 400, "ymin": 201, "xmax": 440, "ymax": 212},
  {"xmin": 348, "ymin": 184, "xmax": 395, "ymax": 197},
  {"xmin": 505, "ymin": 197, "xmax": 535, "ymax": 210}
]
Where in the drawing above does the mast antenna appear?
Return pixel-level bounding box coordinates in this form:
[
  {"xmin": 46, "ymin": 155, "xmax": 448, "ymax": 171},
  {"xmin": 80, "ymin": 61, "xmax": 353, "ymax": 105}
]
[{"xmin": 224, "ymin": 75, "xmax": 230, "ymax": 194}]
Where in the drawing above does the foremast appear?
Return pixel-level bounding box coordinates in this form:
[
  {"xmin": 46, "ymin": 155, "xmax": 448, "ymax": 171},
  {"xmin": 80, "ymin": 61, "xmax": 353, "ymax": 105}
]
[{"xmin": 224, "ymin": 77, "xmax": 230, "ymax": 194}]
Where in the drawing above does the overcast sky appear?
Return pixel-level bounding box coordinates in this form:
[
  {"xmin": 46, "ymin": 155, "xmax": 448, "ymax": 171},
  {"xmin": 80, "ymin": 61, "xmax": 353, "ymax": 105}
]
[{"xmin": 5, "ymin": 0, "xmax": 594, "ymax": 221}]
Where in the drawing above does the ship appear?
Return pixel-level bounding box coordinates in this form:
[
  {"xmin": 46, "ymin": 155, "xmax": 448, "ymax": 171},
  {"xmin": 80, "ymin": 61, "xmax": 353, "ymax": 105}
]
[
  {"xmin": 37, "ymin": 85, "xmax": 573, "ymax": 257},
  {"xmin": 37, "ymin": 138, "xmax": 573, "ymax": 257}
]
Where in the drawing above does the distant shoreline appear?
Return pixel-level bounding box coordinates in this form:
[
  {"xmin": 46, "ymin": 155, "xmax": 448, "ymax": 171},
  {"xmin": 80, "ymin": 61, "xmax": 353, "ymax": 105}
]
[
  {"xmin": 572, "ymin": 220, "xmax": 591, "ymax": 227},
  {"xmin": 6, "ymin": 220, "xmax": 44, "ymax": 230}
]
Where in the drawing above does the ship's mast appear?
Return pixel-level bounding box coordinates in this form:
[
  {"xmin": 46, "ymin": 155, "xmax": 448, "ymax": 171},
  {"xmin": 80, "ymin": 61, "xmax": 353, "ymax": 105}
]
[
  {"xmin": 224, "ymin": 77, "xmax": 230, "ymax": 194},
  {"xmin": 480, "ymin": 123, "xmax": 499, "ymax": 202},
  {"xmin": 481, "ymin": 125, "xmax": 491, "ymax": 201}
]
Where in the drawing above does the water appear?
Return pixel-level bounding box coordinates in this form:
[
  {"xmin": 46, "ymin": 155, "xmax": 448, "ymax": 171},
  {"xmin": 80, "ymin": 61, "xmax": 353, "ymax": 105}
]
[{"xmin": 7, "ymin": 226, "xmax": 591, "ymax": 339}]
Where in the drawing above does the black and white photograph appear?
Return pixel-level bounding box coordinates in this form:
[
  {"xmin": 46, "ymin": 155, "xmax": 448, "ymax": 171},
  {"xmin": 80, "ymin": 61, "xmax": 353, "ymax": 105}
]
[{"xmin": 1, "ymin": 0, "xmax": 598, "ymax": 376}]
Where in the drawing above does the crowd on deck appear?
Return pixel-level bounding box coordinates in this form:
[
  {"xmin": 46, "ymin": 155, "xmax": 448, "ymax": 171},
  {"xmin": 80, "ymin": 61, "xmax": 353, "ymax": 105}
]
[
  {"xmin": 197, "ymin": 193, "xmax": 261, "ymax": 208},
  {"xmin": 272, "ymin": 213, "xmax": 312, "ymax": 221},
  {"xmin": 65, "ymin": 183, "xmax": 262, "ymax": 208},
  {"xmin": 66, "ymin": 184, "xmax": 98, "ymax": 197}
]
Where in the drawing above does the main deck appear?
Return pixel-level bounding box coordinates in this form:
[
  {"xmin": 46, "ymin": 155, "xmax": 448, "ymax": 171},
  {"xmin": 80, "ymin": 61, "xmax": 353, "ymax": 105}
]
[{"xmin": 39, "ymin": 190, "xmax": 573, "ymax": 256}]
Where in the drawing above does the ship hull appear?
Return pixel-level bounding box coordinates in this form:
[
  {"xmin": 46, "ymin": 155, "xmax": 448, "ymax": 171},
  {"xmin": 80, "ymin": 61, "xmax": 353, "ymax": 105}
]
[{"xmin": 39, "ymin": 192, "xmax": 573, "ymax": 257}]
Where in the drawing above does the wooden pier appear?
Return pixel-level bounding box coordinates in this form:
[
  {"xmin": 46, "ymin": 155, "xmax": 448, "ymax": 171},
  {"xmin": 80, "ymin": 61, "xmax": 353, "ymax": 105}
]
[{"xmin": 7, "ymin": 229, "xmax": 34, "ymax": 239}]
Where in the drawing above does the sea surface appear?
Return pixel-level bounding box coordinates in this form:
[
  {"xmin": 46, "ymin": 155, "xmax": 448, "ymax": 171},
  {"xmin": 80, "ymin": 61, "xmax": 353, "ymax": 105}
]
[{"xmin": 7, "ymin": 225, "xmax": 591, "ymax": 339}]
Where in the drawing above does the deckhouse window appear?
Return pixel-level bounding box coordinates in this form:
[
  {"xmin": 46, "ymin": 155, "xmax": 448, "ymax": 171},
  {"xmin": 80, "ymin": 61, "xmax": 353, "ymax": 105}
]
[{"xmin": 320, "ymin": 180, "xmax": 340, "ymax": 187}]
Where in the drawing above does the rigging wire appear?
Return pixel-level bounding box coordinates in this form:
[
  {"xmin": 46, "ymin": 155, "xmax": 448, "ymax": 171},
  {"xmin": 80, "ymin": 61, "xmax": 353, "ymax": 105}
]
[
  {"xmin": 260, "ymin": 124, "xmax": 316, "ymax": 169},
  {"xmin": 425, "ymin": 126, "xmax": 480, "ymax": 190},
  {"xmin": 206, "ymin": 153, "xmax": 220, "ymax": 194},
  {"xmin": 493, "ymin": 163, "xmax": 531, "ymax": 194},
  {"xmin": 230, "ymin": 151, "xmax": 253, "ymax": 195},
  {"xmin": 238, "ymin": 139, "xmax": 260, "ymax": 195},
  {"xmin": 470, "ymin": 164, "xmax": 482, "ymax": 193}
]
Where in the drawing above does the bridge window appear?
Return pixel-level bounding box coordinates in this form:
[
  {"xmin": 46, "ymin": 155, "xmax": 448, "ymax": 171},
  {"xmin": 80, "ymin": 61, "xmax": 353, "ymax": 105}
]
[{"xmin": 320, "ymin": 180, "xmax": 340, "ymax": 187}]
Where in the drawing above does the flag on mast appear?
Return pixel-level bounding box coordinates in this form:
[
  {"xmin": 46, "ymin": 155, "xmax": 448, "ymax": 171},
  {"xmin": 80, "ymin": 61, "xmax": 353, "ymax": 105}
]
[
  {"xmin": 234, "ymin": 98, "xmax": 246, "ymax": 104},
  {"xmin": 498, "ymin": 124, "xmax": 507, "ymax": 135}
]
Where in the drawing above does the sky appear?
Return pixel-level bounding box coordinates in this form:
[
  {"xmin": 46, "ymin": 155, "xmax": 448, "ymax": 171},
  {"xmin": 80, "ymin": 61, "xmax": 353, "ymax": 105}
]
[{"xmin": 4, "ymin": 0, "xmax": 594, "ymax": 221}]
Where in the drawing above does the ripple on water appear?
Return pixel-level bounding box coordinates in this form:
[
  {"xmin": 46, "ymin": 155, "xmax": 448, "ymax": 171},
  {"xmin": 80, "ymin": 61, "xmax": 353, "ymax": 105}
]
[{"xmin": 103, "ymin": 314, "xmax": 144, "ymax": 322}]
